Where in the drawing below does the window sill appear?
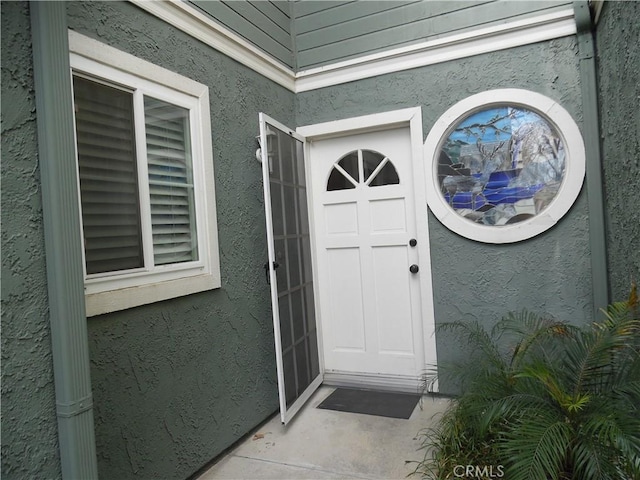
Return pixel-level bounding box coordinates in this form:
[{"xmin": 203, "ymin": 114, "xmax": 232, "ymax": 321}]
[{"xmin": 85, "ymin": 272, "xmax": 219, "ymax": 316}]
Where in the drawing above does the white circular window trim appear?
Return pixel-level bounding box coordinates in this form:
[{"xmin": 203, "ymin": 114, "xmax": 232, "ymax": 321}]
[{"xmin": 424, "ymin": 89, "xmax": 586, "ymax": 244}]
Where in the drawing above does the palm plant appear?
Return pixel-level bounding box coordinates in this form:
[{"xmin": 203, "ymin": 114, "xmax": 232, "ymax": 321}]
[{"xmin": 414, "ymin": 285, "xmax": 640, "ymax": 480}]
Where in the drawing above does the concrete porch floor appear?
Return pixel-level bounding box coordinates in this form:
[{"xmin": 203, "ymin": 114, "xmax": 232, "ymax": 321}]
[{"xmin": 197, "ymin": 386, "xmax": 451, "ymax": 480}]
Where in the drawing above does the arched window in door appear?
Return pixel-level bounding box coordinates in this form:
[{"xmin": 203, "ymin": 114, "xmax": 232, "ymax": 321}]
[{"xmin": 327, "ymin": 149, "xmax": 399, "ymax": 191}]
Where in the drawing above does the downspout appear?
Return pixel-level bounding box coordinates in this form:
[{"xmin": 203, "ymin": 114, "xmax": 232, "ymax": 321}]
[
  {"xmin": 30, "ymin": 2, "xmax": 99, "ymax": 478},
  {"xmin": 573, "ymin": 1, "xmax": 610, "ymax": 313}
]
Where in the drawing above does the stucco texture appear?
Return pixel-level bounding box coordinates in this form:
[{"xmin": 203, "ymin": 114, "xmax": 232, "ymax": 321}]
[
  {"xmin": 596, "ymin": 1, "xmax": 640, "ymax": 302},
  {"xmin": 65, "ymin": 1, "xmax": 294, "ymax": 478},
  {"xmin": 1, "ymin": 2, "xmax": 63, "ymax": 479},
  {"xmin": 296, "ymin": 37, "xmax": 593, "ymax": 394}
]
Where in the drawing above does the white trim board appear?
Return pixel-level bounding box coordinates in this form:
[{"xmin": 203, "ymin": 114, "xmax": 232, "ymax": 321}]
[
  {"xmin": 129, "ymin": 1, "xmax": 576, "ymax": 93},
  {"xmin": 297, "ymin": 106, "xmax": 423, "ymax": 139},
  {"xmin": 295, "ymin": 9, "xmax": 576, "ymax": 92},
  {"xmin": 130, "ymin": 0, "xmax": 295, "ymax": 91}
]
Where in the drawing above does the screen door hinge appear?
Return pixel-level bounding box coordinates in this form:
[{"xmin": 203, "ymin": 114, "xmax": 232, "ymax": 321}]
[{"xmin": 263, "ymin": 261, "xmax": 280, "ymax": 284}]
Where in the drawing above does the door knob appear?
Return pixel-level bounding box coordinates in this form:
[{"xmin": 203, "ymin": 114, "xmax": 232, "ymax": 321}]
[
  {"xmin": 409, "ymin": 238, "xmax": 417, "ymax": 247},
  {"xmin": 409, "ymin": 264, "xmax": 419, "ymax": 274}
]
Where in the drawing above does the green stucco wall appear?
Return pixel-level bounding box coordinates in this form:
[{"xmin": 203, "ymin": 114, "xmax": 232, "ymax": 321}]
[
  {"xmin": 7, "ymin": 1, "xmax": 637, "ymax": 477},
  {"xmin": 596, "ymin": 1, "xmax": 640, "ymax": 302},
  {"xmin": 32, "ymin": 1, "xmax": 290, "ymax": 478},
  {"xmin": 0, "ymin": 0, "xmax": 294, "ymax": 476},
  {"xmin": 2, "ymin": 0, "xmax": 293, "ymax": 477},
  {"xmin": 1, "ymin": 2, "xmax": 63, "ymax": 478},
  {"xmin": 296, "ymin": 36, "xmax": 593, "ymax": 394}
]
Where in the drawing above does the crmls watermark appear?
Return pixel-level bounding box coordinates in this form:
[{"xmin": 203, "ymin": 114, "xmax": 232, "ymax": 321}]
[{"xmin": 453, "ymin": 464, "xmax": 505, "ymax": 478}]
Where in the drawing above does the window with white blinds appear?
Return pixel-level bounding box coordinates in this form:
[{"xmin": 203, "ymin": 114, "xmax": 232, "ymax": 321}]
[
  {"xmin": 74, "ymin": 76, "xmax": 144, "ymax": 275},
  {"xmin": 144, "ymin": 97, "xmax": 198, "ymax": 266},
  {"xmin": 70, "ymin": 31, "xmax": 220, "ymax": 316},
  {"xmin": 73, "ymin": 76, "xmax": 199, "ymax": 275}
]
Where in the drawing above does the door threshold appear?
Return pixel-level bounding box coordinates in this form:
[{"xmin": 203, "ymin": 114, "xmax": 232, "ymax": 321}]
[{"xmin": 323, "ymin": 370, "xmax": 424, "ymax": 394}]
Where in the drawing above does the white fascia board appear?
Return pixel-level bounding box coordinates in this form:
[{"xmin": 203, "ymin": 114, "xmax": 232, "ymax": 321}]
[
  {"xmin": 295, "ymin": 9, "xmax": 576, "ymax": 93},
  {"xmin": 129, "ymin": 2, "xmax": 576, "ymax": 94},
  {"xmin": 130, "ymin": 0, "xmax": 295, "ymax": 91}
]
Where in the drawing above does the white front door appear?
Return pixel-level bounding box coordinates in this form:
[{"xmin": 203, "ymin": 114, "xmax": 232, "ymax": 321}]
[{"xmin": 305, "ymin": 114, "xmax": 435, "ymax": 388}]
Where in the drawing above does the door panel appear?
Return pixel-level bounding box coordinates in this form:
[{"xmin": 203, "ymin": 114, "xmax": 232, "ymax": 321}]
[
  {"xmin": 372, "ymin": 245, "xmax": 414, "ymax": 354},
  {"xmin": 327, "ymin": 247, "xmax": 366, "ymax": 351},
  {"xmin": 325, "ymin": 202, "xmax": 358, "ymax": 236},
  {"xmin": 259, "ymin": 113, "xmax": 321, "ymax": 424},
  {"xmin": 310, "ymin": 127, "xmax": 425, "ymax": 378},
  {"xmin": 370, "ymin": 198, "xmax": 406, "ymax": 233}
]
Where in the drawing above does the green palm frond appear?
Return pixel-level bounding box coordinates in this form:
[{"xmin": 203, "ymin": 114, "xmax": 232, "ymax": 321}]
[
  {"xmin": 494, "ymin": 310, "xmax": 576, "ymax": 370},
  {"xmin": 572, "ymin": 437, "xmax": 619, "ymax": 480},
  {"xmin": 562, "ymin": 314, "xmax": 640, "ymax": 397},
  {"xmin": 574, "ymin": 420, "xmax": 640, "ymax": 479},
  {"xmin": 579, "ymin": 407, "xmax": 640, "ymax": 463},
  {"xmin": 601, "ymin": 355, "xmax": 640, "ymax": 399},
  {"xmin": 610, "ymin": 377, "xmax": 640, "ymax": 402},
  {"xmin": 500, "ymin": 409, "xmax": 572, "ymax": 480},
  {"xmin": 467, "ymin": 392, "xmax": 552, "ymax": 437},
  {"xmin": 413, "ymin": 284, "xmax": 640, "ymax": 480},
  {"xmin": 437, "ymin": 320, "xmax": 506, "ymax": 369},
  {"xmin": 434, "ymin": 320, "xmax": 509, "ymax": 392}
]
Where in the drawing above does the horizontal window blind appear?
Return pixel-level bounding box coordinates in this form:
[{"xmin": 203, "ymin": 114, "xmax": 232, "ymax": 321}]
[
  {"xmin": 73, "ymin": 76, "xmax": 144, "ymax": 275},
  {"xmin": 144, "ymin": 97, "xmax": 198, "ymax": 265}
]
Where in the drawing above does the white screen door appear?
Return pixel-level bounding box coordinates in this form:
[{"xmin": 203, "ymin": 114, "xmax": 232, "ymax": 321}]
[{"xmin": 259, "ymin": 113, "xmax": 322, "ymax": 424}]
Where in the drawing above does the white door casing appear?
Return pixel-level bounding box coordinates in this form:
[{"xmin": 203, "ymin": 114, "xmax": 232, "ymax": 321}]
[{"xmin": 298, "ymin": 108, "xmax": 438, "ymax": 391}]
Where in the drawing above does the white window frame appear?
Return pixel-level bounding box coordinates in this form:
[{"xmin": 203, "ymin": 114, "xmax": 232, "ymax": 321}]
[
  {"xmin": 424, "ymin": 89, "xmax": 586, "ymax": 243},
  {"xmin": 69, "ymin": 31, "xmax": 220, "ymax": 316}
]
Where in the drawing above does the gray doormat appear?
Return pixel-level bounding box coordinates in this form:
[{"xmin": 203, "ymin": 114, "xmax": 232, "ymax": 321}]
[{"xmin": 317, "ymin": 387, "xmax": 420, "ymax": 419}]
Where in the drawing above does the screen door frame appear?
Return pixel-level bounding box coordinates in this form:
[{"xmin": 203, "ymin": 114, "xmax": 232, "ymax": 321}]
[{"xmin": 259, "ymin": 113, "xmax": 322, "ymax": 425}]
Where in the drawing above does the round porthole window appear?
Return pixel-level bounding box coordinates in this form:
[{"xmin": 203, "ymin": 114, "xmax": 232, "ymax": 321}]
[{"xmin": 424, "ymin": 89, "xmax": 585, "ymax": 243}]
